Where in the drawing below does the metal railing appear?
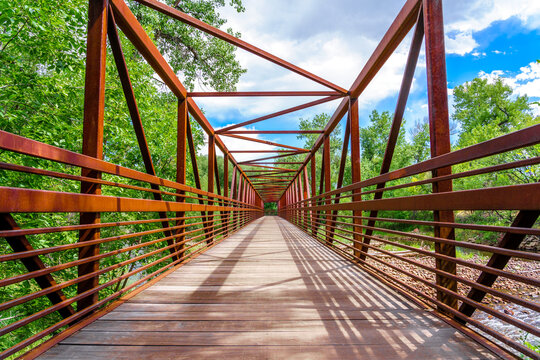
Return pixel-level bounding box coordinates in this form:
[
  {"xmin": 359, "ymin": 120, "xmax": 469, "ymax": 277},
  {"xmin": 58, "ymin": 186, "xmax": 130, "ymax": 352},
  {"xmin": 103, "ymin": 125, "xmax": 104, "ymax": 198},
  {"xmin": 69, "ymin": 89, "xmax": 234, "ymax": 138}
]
[
  {"xmin": 279, "ymin": 125, "xmax": 539, "ymax": 358},
  {"xmin": 1, "ymin": 0, "xmax": 538, "ymax": 359},
  {"xmin": 0, "ymin": 130, "xmax": 262, "ymax": 358}
]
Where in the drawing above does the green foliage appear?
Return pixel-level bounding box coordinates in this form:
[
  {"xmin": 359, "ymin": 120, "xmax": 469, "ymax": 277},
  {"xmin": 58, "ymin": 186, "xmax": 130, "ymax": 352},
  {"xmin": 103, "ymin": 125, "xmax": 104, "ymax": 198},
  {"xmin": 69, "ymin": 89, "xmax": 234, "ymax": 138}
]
[
  {"xmin": 452, "ymin": 77, "xmax": 533, "ymax": 145},
  {"xmin": 452, "ymin": 76, "xmax": 539, "ymax": 191},
  {"xmin": 292, "ymin": 113, "xmax": 343, "ymax": 191},
  {"xmin": 359, "ymin": 110, "xmax": 413, "ymax": 179},
  {"xmin": 129, "ymin": 0, "xmax": 246, "ymax": 91},
  {"xmin": 0, "ymin": 0, "xmax": 245, "ymax": 356}
]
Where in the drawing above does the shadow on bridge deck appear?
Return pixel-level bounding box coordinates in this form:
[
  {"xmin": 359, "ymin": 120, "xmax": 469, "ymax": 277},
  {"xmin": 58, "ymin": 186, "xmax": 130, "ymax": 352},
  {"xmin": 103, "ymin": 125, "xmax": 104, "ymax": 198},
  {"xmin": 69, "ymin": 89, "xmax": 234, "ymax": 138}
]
[{"xmin": 39, "ymin": 216, "xmax": 499, "ymax": 359}]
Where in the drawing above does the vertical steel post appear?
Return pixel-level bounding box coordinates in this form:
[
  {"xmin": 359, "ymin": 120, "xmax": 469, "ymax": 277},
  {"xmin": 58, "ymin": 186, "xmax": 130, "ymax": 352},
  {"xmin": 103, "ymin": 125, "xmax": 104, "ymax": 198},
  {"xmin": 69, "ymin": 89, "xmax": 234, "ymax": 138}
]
[
  {"xmin": 349, "ymin": 97, "xmax": 363, "ymax": 259},
  {"xmin": 424, "ymin": 0, "xmax": 458, "ymax": 311},
  {"xmin": 206, "ymin": 135, "xmax": 215, "ymax": 244},
  {"xmin": 310, "ymin": 156, "xmax": 317, "ymax": 236},
  {"xmin": 176, "ymin": 98, "xmax": 188, "ymax": 258},
  {"xmin": 323, "ymin": 135, "xmax": 331, "ymax": 244},
  {"xmin": 223, "ymin": 154, "xmax": 229, "ymax": 236},
  {"xmin": 78, "ymin": 0, "xmax": 108, "ymax": 312},
  {"xmin": 303, "ymin": 168, "xmax": 310, "ymax": 232}
]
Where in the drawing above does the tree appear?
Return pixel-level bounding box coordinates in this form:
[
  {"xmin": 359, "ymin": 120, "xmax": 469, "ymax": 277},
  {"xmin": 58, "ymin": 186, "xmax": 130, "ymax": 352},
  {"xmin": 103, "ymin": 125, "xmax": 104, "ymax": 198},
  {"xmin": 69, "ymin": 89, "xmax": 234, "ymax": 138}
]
[
  {"xmin": 359, "ymin": 110, "xmax": 412, "ymax": 179},
  {"xmin": 130, "ymin": 0, "xmax": 246, "ymax": 91},
  {"xmin": 452, "ymin": 76, "xmax": 539, "ymax": 226},
  {"xmin": 452, "ymin": 77, "xmax": 533, "ymax": 146},
  {"xmin": 293, "ymin": 113, "xmax": 343, "ymax": 191},
  {"xmin": 0, "ymin": 1, "xmax": 246, "ymax": 353},
  {"xmin": 409, "ymin": 117, "xmax": 430, "ymax": 164}
]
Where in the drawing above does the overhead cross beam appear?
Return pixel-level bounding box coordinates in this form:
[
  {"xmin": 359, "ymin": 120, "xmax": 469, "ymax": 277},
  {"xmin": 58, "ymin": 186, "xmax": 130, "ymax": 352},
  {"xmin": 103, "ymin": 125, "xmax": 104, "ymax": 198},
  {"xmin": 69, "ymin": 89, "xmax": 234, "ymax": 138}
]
[
  {"xmin": 216, "ymin": 96, "xmax": 342, "ymax": 134},
  {"xmin": 132, "ymin": 0, "xmax": 347, "ymax": 93},
  {"xmin": 188, "ymin": 91, "xmax": 342, "ymax": 97}
]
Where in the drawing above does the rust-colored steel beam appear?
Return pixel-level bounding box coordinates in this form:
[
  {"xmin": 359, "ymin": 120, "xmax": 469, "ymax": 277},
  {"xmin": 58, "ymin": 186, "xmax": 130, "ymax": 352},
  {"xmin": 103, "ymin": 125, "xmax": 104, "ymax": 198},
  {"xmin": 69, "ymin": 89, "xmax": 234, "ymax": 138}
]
[
  {"xmin": 458, "ymin": 210, "xmax": 540, "ymax": 322},
  {"xmin": 176, "ymin": 98, "xmax": 188, "ymax": 259},
  {"xmin": 132, "ymin": 0, "xmax": 347, "ymax": 93},
  {"xmin": 310, "ymin": 156, "xmax": 317, "ymax": 236},
  {"xmin": 349, "ymin": 98, "xmax": 363, "ymax": 259},
  {"xmin": 424, "ymin": 0, "xmax": 457, "ymax": 312},
  {"xmin": 249, "ymin": 161, "xmax": 304, "ymax": 165},
  {"xmin": 295, "ymin": 183, "xmax": 540, "ymax": 212},
  {"xmin": 216, "ymin": 96, "xmax": 342, "ymax": 133},
  {"xmin": 0, "ymin": 214, "xmax": 76, "ymax": 319},
  {"xmin": 252, "ymin": 181, "xmax": 289, "ymax": 185},
  {"xmin": 323, "ymin": 136, "xmax": 331, "ymax": 244},
  {"xmin": 360, "ymin": 8, "xmax": 423, "ymax": 261},
  {"xmin": 281, "ymin": 0, "xmax": 422, "ymax": 196},
  {"xmin": 78, "ymin": 0, "xmax": 108, "ymax": 313},
  {"xmin": 188, "ymin": 91, "xmax": 342, "ymax": 97},
  {"xmin": 251, "ymin": 177, "xmax": 290, "ymax": 182},
  {"xmin": 244, "ymin": 168, "xmax": 296, "ymax": 172},
  {"xmin": 214, "ymin": 156, "xmax": 221, "ymax": 196},
  {"xmin": 206, "ymin": 135, "xmax": 216, "ymax": 244},
  {"xmin": 0, "ymin": 187, "xmax": 266, "ymax": 213},
  {"xmin": 238, "ymin": 152, "xmax": 305, "ymax": 164},
  {"xmin": 303, "ymin": 167, "xmax": 312, "ymax": 234},
  {"xmin": 223, "ymin": 155, "xmax": 229, "ymax": 236},
  {"xmin": 107, "ymin": 11, "xmax": 155, "ymax": 176},
  {"xmin": 230, "ymin": 166, "xmax": 237, "ymax": 200},
  {"xmin": 225, "ymin": 131, "xmax": 324, "ymax": 134},
  {"xmin": 108, "ymin": 9, "xmax": 178, "ymax": 260},
  {"xmin": 327, "ymin": 110, "xmax": 351, "ymax": 244},
  {"xmin": 221, "ymin": 133, "xmax": 307, "ymax": 152},
  {"xmin": 111, "ymin": 0, "xmax": 261, "ymax": 203},
  {"xmin": 186, "ymin": 118, "xmax": 212, "ymax": 241},
  {"xmin": 110, "ymin": 0, "xmax": 187, "ymax": 99},
  {"xmin": 230, "ymin": 150, "xmax": 306, "ymax": 153}
]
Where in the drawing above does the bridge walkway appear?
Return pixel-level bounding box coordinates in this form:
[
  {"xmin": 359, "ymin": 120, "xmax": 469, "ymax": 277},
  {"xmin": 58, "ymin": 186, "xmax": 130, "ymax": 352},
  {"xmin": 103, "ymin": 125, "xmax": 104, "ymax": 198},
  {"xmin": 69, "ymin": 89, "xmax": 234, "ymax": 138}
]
[{"xmin": 39, "ymin": 216, "xmax": 498, "ymax": 359}]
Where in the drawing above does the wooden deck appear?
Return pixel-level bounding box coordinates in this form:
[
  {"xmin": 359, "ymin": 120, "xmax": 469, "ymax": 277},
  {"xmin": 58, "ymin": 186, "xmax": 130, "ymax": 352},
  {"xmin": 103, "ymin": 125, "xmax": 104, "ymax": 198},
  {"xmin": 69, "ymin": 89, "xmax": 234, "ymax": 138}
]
[{"xmin": 40, "ymin": 216, "xmax": 498, "ymax": 359}]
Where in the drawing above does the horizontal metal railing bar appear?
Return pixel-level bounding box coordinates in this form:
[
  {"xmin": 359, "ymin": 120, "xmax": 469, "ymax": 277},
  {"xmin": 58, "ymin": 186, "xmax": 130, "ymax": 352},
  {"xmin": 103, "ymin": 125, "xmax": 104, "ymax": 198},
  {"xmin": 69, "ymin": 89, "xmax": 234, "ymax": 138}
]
[
  {"xmin": 289, "ymin": 124, "xmax": 540, "ymax": 203},
  {"xmin": 0, "ymin": 130, "xmax": 258, "ymax": 209},
  {"xmin": 301, "ymin": 214, "xmax": 540, "ymax": 261},
  {"xmin": 294, "ymin": 213, "xmax": 540, "ymax": 286},
  {"xmin": 290, "ymin": 221, "xmax": 539, "ymax": 340},
  {"xmin": 291, "ymin": 214, "xmax": 539, "ymax": 312},
  {"xmin": 0, "ymin": 186, "xmax": 263, "ymax": 213},
  {"xmin": 313, "ymin": 213, "xmax": 540, "ymax": 236},
  {"xmin": 0, "ymin": 213, "xmax": 225, "ymax": 238},
  {"xmin": 0, "ymin": 162, "xmax": 229, "ymax": 206},
  {"xmin": 292, "ymin": 156, "xmax": 540, "ymax": 206},
  {"xmin": 0, "ymin": 211, "xmax": 251, "ymax": 287},
  {"xmin": 286, "ymin": 183, "xmax": 540, "ymax": 212}
]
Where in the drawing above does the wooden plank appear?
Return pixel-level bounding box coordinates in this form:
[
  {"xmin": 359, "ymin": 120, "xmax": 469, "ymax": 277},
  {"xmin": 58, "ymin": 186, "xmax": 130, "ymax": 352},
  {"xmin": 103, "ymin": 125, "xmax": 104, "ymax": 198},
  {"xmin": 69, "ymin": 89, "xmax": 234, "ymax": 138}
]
[
  {"xmin": 83, "ymin": 318, "xmax": 450, "ymax": 332},
  {"xmin": 39, "ymin": 343, "xmax": 498, "ymax": 360},
  {"xmin": 61, "ymin": 328, "xmax": 477, "ymax": 346},
  {"xmin": 40, "ymin": 217, "xmax": 499, "ymax": 359}
]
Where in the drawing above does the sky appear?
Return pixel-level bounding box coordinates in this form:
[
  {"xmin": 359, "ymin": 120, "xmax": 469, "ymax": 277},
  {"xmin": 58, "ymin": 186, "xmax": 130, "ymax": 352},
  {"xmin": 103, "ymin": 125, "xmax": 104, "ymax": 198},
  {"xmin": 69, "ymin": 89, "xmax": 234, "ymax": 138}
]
[{"xmin": 189, "ymin": 0, "xmax": 540, "ymax": 161}]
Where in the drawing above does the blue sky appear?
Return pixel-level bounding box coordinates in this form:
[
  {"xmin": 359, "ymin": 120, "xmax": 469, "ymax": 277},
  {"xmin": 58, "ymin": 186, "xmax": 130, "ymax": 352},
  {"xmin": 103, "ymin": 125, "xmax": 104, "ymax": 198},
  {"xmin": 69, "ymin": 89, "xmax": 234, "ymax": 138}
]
[{"xmin": 188, "ymin": 0, "xmax": 540, "ymax": 161}]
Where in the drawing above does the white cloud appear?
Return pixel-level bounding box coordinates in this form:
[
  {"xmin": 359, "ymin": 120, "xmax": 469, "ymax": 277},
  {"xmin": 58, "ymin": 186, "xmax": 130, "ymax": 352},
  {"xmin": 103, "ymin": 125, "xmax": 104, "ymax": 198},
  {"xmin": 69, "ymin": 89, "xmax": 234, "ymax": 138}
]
[
  {"xmin": 445, "ymin": 31, "xmax": 479, "ymax": 56},
  {"xmin": 442, "ymin": 0, "xmax": 540, "ymax": 55},
  {"xmin": 191, "ymin": 0, "xmax": 540, "ymax": 136},
  {"xmin": 477, "ymin": 61, "xmax": 540, "ymax": 115}
]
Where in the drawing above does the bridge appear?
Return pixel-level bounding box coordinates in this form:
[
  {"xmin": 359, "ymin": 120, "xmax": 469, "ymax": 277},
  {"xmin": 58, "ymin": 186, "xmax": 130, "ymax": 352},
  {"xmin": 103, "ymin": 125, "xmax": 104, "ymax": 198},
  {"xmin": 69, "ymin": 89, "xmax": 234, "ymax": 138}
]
[{"xmin": 1, "ymin": 0, "xmax": 539, "ymax": 359}]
